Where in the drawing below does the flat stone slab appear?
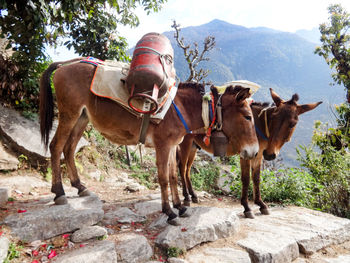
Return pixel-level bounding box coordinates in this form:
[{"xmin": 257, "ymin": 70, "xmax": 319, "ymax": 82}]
[
  {"xmin": 134, "ymin": 199, "xmax": 161, "ymax": 216},
  {"xmin": 2, "ymin": 195, "xmax": 104, "ymax": 242},
  {"xmin": 186, "ymin": 247, "xmax": 251, "ymax": 263},
  {"xmin": 236, "ymin": 206, "xmax": 350, "ymax": 263},
  {"xmin": 115, "ymin": 233, "xmax": 153, "ymax": 263},
  {"xmin": 53, "ymin": 240, "xmax": 117, "ymax": 263},
  {"xmin": 155, "ymin": 206, "xmax": 239, "ymax": 250},
  {"xmin": 103, "ymin": 207, "xmax": 146, "ymax": 225},
  {"xmin": 325, "ymin": 254, "xmax": 350, "ymax": 263},
  {"xmin": 0, "ymin": 188, "xmax": 8, "ymax": 207}
]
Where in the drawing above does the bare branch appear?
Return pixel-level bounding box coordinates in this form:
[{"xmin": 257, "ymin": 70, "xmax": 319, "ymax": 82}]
[{"xmin": 172, "ymin": 20, "xmax": 216, "ymax": 83}]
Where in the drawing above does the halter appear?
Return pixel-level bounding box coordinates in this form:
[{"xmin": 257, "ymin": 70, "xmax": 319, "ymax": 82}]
[
  {"xmin": 203, "ymin": 93, "xmax": 224, "ymax": 145},
  {"xmin": 256, "ymin": 106, "xmax": 275, "ymax": 140}
]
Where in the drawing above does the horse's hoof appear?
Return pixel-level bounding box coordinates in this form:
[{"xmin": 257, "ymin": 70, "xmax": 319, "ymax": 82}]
[
  {"xmin": 192, "ymin": 197, "xmax": 199, "ymax": 203},
  {"xmin": 183, "ymin": 200, "xmax": 191, "ymax": 207},
  {"xmin": 54, "ymin": 195, "xmax": 68, "ymax": 205},
  {"xmin": 167, "ymin": 217, "xmax": 181, "ymax": 226},
  {"xmin": 79, "ymin": 189, "xmax": 92, "ymax": 197},
  {"xmin": 244, "ymin": 211, "xmax": 255, "ymax": 219},
  {"xmin": 260, "ymin": 208, "xmax": 270, "ymax": 215},
  {"xmin": 179, "ymin": 207, "xmax": 192, "ymax": 218}
]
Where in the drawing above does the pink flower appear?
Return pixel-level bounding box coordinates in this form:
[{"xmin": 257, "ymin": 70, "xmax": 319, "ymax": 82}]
[
  {"xmin": 79, "ymin": 244, "xmax": 86, "ymax": 247},
  {"xmin": 62, "ymin": 234, "xmax": 70, "ymax": 239},
  {"xmin": 217, "ymin": 198, "xmax": 223, "ymax": 201},
  {"xmin": 31, "ymin": 260, "xmax": 39, "ymax": 263},
  {"xmin": 32, "ymin": 250, "xmax": 39, "ymax": 256},
  {"xmin": 48, "ymin": 250, "xmax": 57, "ymax": 259},
  {"xmin": 17, "ymin": 209, "xmax": 27, "ymax": 213},
  {"xmin": 181, "ymin": 227, "xmax": 187, "ymax": 232}
]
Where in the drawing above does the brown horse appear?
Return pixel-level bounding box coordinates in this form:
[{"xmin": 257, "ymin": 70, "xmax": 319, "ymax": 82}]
[
  {"xmin": 39, "ymin": 59, "xmax": 259, "ymax": 224},
  {"xmin": 177, "ymin": 88, "xmax": 322, "ymax": 218}
]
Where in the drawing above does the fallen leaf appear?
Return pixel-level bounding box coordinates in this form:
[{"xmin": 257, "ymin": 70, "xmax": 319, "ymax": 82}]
[
  {"xmin": 48, "ymin": 250, "xmax": 57, "ymax": 259},
  {"xmin": 218, "ymin": 198, "xmax": 223, "ymax": 201}
]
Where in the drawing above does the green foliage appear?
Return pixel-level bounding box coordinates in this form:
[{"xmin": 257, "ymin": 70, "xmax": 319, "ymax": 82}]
[
  {"xmin": 297, "ymin": 120, "xmax": 350, "ymax": 218},
  {"xmin": 191, "ymin": 162, "xmax": 220, "ymax": 193},
  {"xmin": 4, "ymin": 243, "xmax": 23, "ymax": 262},
  {"xmin": 130, "ymin": 167, "xmax": 157, "ymax": 189},
  {"xmin": 0, "ymin": 0, "xmax": 167, "ymax": 111},
  {"xmin": 227, "ymin": 166, "xmax": 321, "ymax": 207},
  {"xmin": 166, "ymin": 247, "xmax": 184, "ymax": 258},
  {"xmin": 315, "ymin": 4, "xmax": 350, "ymax": 102}
]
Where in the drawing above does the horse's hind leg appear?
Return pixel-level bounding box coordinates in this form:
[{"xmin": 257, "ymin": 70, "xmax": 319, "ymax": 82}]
[
  {"xmin": 169, "ymin": 147, "xmax": 189, "ymax": 217},
  {"xmin": 186, "ymin": 144, "xmax": 199, "ymax": 203},
  {"xmin": 50, "ymin": 113, "xmax": 81, "ymax": 205},
  {"xmin": 63, "ymin": 110, "xmax": 90, "ymax": 197}
]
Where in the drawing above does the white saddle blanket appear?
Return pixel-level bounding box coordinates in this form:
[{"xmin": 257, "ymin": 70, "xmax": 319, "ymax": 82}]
[{"xmin": 90, "ymin": 60, "xmax": 177, "ymax": 122}]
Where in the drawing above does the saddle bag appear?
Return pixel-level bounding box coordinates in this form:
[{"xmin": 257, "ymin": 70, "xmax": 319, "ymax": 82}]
[{"xmin": 126, "ymin": 32, "xmax": 176, "ymax": 113}]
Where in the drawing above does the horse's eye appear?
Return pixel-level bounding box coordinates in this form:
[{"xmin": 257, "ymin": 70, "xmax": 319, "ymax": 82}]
[
  {"xmin": 289, "ymin": 123, "xmax": 296, "ymax": 128},
  {"xmin": 245, "ymin": 116, "xmax": 252, "ymax": 121}
]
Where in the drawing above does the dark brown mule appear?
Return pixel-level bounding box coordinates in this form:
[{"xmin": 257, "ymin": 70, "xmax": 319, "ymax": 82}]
[
  {"xmin": 177, "ymin": 88, "xmax": 322, "ymax": 218},
  {"xmin": 39, "ymin": 59, "xmax": 259, "ymax": 224}
]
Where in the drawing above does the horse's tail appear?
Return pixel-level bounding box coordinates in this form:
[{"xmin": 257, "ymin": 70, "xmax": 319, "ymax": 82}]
[{"xmin": 39, "ymin": 57, "xmax": 84, "ymax": 149}]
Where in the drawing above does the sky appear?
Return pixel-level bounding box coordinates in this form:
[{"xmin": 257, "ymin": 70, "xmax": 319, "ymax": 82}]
[{"xmin": 48, "ymin": 0, "xmax": 350, "ymax": 60}]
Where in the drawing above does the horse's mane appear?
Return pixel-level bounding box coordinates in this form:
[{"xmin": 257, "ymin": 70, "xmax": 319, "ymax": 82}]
[
  {"xmin": 223, "ymin": 85, "xmax": 247, "ymax": 95},
  {"xmin": 251, "ymin": 101, "xmax": 271, "ymax": 108},
  {"xmin": 178, "ymin": 82, "xmax": 205, "ymax": 95}
]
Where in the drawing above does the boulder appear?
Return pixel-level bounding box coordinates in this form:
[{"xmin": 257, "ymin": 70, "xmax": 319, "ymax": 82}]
[
  {"xmin": 0, "ymin": 104, "xmax": 88, "ymax": 166},
  {"xmin": 53, "ymin": 240, "xmax": 117, "ymax": 263},
  {"xmin": 115, "ymin": 233, "xmax": 153, "ymax": 263},
  {"xmin": 2, "ymin": 195, "xmax": 103, "ymax": 242},
  {"xmin": 0, "ymin": 188, "xmax": 8, "ymax": 207},
  {"xmin": 0, "ymin": 237, "xmax": 9, "ymax": 263},
  {"xmin": 186, "ymin": 248, "xmax": 251, "ymax": 263},
  {"xmin": 103, "ymin": 207, "xmax": 146, "ymax": 225},
  {"xmin": 155, "ymin": 206, "xmax": 240, "ymax": 250},
  {"xmin": 71, "ymin": 225, "xmax": 107, "ymax": 243},
  {"xmin": 0, "ymin": 142, "xmax": 18, "ymax": 171}
]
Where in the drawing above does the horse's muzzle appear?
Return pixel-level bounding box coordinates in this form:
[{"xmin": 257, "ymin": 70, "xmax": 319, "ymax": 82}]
[
  {"xmin": 240, "ymin": 144, "xmax": 259, "ymax": 160},
  {"xmin": 263, "ymin": 150, "xmax": 276, "ymax": 160}
]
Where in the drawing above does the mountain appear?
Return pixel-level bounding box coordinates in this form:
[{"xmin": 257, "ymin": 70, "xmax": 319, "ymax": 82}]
[
  {"xmin": 295, "ymin": 27, "xmax": 321, "ymax": 44},
  {"xmin": 129, "ymin": 19, "xmax": 344, "ymax": 165}
]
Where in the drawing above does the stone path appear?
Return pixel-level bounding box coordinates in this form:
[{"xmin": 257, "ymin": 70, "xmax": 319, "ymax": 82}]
[{"xmin": 1, "ymin": 187, "xmax": 350, "ymax": 263}]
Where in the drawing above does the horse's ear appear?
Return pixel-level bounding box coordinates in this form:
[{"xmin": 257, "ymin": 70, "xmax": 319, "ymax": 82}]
[
  {"xmin": 270, "ymin": 88, "xmax": 284, "ymax": 107},
  {"xmin": 297, "ymin": 101, "xmax": 322, "ymax": 115},
  {"xmin": 235, "ymin": 87, "xmax": 250, "ymax": 103}
]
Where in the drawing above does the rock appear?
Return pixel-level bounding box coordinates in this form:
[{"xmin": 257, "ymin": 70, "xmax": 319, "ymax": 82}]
[
  {"xmin": 115, "ymin": 233, "xmax": 153, "ymax": 263},
  {"xmin": 325, "ymin": 254, "xmax": 350, "ymax": 263},
  {"xmin": 168, "ymin": 258, "xmax": 188, "ymax": 263},
  {"xmin": 2, "ymin": 195, "xmax": 104, "ymax": 242},
  {"xmin": 53, "ymin": 240, "xmax": 117, "ymax": 263},
  {"xmin": 88, "ymin": 170, "xmax": 102, "ymax": 181},
  {"xmin": 186, "ymin": 248, "xmax": 251, "ymax": 263},
  {"xmin": 155, "ymin": 206, "xmax": 240, "ymax": 250},
  {"xmin": 0, "ymin": 237, "xmax": 9, "ymax": 263},
  {"xmin": 0, "ymin": 104, "xmax": 89, "ymax": 166},
  {"xmin": 235, "ymin": 206, "xmax": 350, "ymax": 263},
  {"xmin": 0, "ymin": 188, "xmax": 8, "ymax": 207},
  {"xmin": 0, "ymin": 142, "xmax": 18, "ymax": 170},
  {"xmin": 237, "ymin": 231, "xmax": 299, "ymax": 263},
  {"xmin": 0, "ymin": 176, "xmax": 50, "ymax": 194},
  {"xmin": 216, "ymin": 165, "xmax": 236, "ymax": 194},
  {"xmin": 71, "ymin": 225, "xmax": 107, "ymax": 243},
  {"xmin": 125, "ymin": 182, "xmax": 145, "ymax": 192},
  {"xmin": 103, "ymin": 207, "xmax": 146, "ymax": 225},
  {"xmin": 134, "ymin": 199, "xmax": 162, "ymax": 216}
]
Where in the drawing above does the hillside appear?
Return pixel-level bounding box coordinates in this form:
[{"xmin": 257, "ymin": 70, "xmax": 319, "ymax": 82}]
[{"xmin": 159, "ymin": 19, "xmax": 345, "ymax": 165}]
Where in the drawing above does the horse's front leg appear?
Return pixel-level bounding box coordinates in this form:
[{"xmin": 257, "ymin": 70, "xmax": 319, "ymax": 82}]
[
  {"xmin": 169, "ymin": 147, "xmax": 190, "ymax": 217},
  {"xmin": 251, "ymin": 156, "xmax": 269, "ymax": 215},
  {"xmin": 240, "ymin": 158, "xmax": 254, "ymax": 218},
  {"xmin": 156, "ymin": 145, "xmax": 181, "ymax": 225}
]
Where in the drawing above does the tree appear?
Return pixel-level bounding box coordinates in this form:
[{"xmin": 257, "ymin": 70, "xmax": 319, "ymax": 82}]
[
  {"xmin": 0, "ymin": 0, "xmax": 166, "ymax": 111},
  {"xmin": 315, "ymin": 4, "xmax": 350, "ymax": 103},
  {"xmin": 314, "ymin": 4, "xmax": 350, "ymax": 149},
  {"xmin": 171, "ymin": 20, "xmax": 215, "ymax": 83}
]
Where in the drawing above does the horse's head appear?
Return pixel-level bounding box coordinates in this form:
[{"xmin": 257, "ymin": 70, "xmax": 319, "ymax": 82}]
[
  {"xmin": 216, "ymin": 85, "xmax": 259, "ymax": 159},
  {"xmin": 263, "ymin": 88, "xmax": 322, "ymax": 160}
]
